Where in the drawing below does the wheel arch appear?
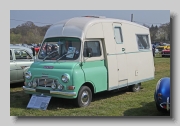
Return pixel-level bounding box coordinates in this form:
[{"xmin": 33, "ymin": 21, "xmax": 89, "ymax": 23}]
[{"xmin": 81, "ymin": 81, "xmax": 95, "ymax": 94}]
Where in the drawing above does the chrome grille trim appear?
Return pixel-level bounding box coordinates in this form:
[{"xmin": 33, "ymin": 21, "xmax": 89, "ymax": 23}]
[{"xmin": 33, "ymin": 77, "xmax": 57, "ymax": 87}]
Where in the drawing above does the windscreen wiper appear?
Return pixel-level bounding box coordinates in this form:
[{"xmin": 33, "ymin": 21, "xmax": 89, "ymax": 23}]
[
  {"xmin": 56, "ymin": 52, "xmax": 73, "ymax": 61},
  {"xmin": 43, "ymin": 50, "xmax": 58, "ymax": 61}
]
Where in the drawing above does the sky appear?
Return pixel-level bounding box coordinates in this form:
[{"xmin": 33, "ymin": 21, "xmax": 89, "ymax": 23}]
[{"xmin": 10, "ymin": 10, "xmax": 170, "ymax": 28}]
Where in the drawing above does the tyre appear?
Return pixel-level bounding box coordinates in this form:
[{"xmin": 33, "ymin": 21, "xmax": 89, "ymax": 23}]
[
  {"xmin": 75, "ymin": 86, "xmax": 92, "ymax": 107},
  {"xmin": 156, "ymin": 102, "xmax": 164, "ymax": 111},
  {"xmin": 130, "ymin": 83, "xmax": 141, "ymax": 92}
]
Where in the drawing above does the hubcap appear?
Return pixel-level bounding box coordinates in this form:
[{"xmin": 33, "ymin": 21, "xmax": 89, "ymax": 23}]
[
  {"xmin": 81, "ymin": 91, "xmax": 89, "ymax": 105},
  {"xmin": 134, "ymin": 84, "xmax": 140, "ymax": 90}
]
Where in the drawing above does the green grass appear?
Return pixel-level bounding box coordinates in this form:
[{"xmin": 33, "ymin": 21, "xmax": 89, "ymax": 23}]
[{"xmin": 10, "ymin": 56, "xmax": 170, "ymax": 116}]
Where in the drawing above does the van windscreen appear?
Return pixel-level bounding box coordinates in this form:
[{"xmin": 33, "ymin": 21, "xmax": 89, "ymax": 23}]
[{"xmin": 38, "ymin": 37, "xmax": 81, "ymax": 61}]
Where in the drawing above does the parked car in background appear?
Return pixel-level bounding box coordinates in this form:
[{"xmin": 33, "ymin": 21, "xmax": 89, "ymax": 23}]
[
  {"xmin": 156, "ymin": 45, "xmax": 170, "ymax": 52},
  {"xmin": 161, "ymin": 49, "xmax": 170, "ymax": 57},
  {"xmin": 10, "ymin": 45, "xmax": 34, "ymax": 84},
  {"xmin": 154, "ymin": 77, "xmax": 170, "ymax": 112}
]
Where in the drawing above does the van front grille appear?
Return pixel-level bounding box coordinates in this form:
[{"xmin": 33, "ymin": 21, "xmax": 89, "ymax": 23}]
[{"xmin": 33, "ymin": 78, "xmax": 56, "ymax": 87}]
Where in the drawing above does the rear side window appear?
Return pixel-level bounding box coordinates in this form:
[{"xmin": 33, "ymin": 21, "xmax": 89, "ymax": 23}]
[
  {"xmin": 14, "ymin": 50, "xmax": 32, "ymax": 60},
  {"xmin": 83, "ymin": 41, "xmax": 101, "ymax": 57},
  {"xmin": 136, "ymin": 35, "xmax": 150, "ymax": 50},
  {"xmin": 114, "ymin": 27, "xmax": 123, "ymax": 44}
]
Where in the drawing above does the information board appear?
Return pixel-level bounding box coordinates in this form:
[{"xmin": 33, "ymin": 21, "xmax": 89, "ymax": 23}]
[{"xmin": 27, "ymin": 94, "xmax": 51, "ymax": 110}]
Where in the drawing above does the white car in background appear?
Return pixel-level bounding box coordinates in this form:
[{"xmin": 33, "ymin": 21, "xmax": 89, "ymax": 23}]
[{"xmin": 10, "ymin": 45, "xmax": 34, "ymax": 84}]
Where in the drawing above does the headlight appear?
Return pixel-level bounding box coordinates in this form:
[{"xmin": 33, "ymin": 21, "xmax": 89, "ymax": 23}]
[
  {"xmin": 28, "ymin": 82, "xmax": 32, "ymax": 87},
  {"xmin": 61, "ymin": 73, "xmax": 70, "ymax": 83},
  {"xmin": 32, "ymin": 79, "xmax": 37, "ymax": 88},
  {"xmin": 58, "ymin": 84, "xmax": 64, "ymax": 90},
  {"xmin": 25, "ymin": 71, "xmax": 32, "ymax": 79},
  {"xmin": 51, "ymin": 82, "xmax": 57, "ymax": 89}
]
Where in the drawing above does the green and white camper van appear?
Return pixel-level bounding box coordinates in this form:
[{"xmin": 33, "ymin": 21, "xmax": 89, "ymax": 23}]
[{"xmin": 23, "ymin": 16, "xmax": 155, "ymax": 107}]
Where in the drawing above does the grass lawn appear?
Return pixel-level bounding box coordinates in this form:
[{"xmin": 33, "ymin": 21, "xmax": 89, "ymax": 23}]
[{"xmin": 10, "ymin": 56, "xmax": 170, "ymax": 116}]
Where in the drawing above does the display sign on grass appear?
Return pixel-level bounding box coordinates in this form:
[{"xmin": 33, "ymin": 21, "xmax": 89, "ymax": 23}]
[{"xmin": 27, "ymin": 94, "xmax": 51, "ymax": 110}]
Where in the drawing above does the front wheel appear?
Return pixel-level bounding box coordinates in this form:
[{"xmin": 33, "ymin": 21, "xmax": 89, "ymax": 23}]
[{"xmin": 75, "ymin": 86, "xmax": 92, "ymax": 107}]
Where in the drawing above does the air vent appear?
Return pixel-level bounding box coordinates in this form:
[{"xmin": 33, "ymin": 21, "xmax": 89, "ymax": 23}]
[{"xmin": 82, "ymin": 16, "xmax": 106, "ymax": 18}]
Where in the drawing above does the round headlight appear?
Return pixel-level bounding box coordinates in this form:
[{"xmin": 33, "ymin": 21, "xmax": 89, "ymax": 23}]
[
  {"xmin": 51, "ymin": 83, "xmax": 56, "ymax": 89},
  {"xmin": 61, "ymin": 73, "xmax": 70, "ymax": 83},
  {"xmin": 25, "ymin": 71, "xmax": 32, "ymax": 79},
  {"xmin": 32, "ymin": 79, "xmax": 37, "ymax": 88},
  {"xmin": 28, "ymin": 82, "xmax": 32, "ymax": 87},
  {"xmin": 58, "ymin": 84, "xmax": 64, "ymax": 90}
]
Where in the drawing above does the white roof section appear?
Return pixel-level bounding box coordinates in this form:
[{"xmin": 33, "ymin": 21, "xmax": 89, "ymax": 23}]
[
  {"xmin": 44, "ymin": 16, "xmax": 148, "ymax": 39},
  {"xmin": 10, "ymin": 45, "xmax": 33, "ymax": 54}
]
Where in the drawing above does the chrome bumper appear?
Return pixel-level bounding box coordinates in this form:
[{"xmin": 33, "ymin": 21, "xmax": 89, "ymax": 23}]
[
  {"xmin": 22, "ymin": 86, "xmax": 76, "ymax": 97},
  {"xmin": 166, "ymin": 97, "xmax": 170, "ymax": 111},
  {"xmin": 159, "ymin": 97, "xmax": 170, "ymax": 111}
]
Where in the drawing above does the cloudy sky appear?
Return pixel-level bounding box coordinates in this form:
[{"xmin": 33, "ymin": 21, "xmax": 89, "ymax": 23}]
[{"xmin": 10, "ymin": 10, "xmax": 170, "ymax": 28}]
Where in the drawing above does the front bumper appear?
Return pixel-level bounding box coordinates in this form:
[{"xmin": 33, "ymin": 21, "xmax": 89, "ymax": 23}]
[
  {"xmin": 159, "ymin": 97, "xmax": 170, "ymax": 111},
  {"xmin": 22, "ymin": 86, "xmax": 76, "ymax": 97},
  {"xmin": 162, "ymin": 53, "xmax": 170, "ymax": 56}
]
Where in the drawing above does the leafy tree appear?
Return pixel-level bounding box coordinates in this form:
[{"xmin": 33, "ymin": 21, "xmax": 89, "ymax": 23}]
[
  {"xmin": 10, "ymin": 32, "xmax": 22, "ymax": 44},
  {"xmin": 10, "ymin": 21, "xmax": 170, "ymax": 45}
]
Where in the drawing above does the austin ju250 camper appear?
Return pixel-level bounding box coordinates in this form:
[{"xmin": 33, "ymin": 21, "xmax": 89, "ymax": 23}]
[{"xmin": 23, "ymin": 16, "xmax": 155, "ymax": 107}]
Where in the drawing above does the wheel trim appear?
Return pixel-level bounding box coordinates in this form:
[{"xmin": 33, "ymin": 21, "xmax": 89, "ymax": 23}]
[
  {"xmin": 81, "ymin": 90, "xmax": 89, "ymax": 105},
  {"xmin": 134, "ymin": 84, "xmax": 140, "ymax": 91}
]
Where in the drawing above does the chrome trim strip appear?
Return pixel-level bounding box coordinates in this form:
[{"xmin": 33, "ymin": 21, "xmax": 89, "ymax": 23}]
[
  {"xmin": 108, "ymin": 77, "xmax": 154, "ymax": 91},
  {"xmin": 107, "ymin": 50, "xmax": 151, "ymax": 55},
  {"xmin": 167, "ymin": 97, "xmax": 170, "ymax": 111},
  {"xmin": 22, "ymin": 86, "xmax": 36, "ymax": 92},
  {"xmin": 50, "ymin": 91, "xmax": 76, "ymax": 96},
  {"xmin": 22, "ymin": 86, "xmax": 76, "ymax": 97}
]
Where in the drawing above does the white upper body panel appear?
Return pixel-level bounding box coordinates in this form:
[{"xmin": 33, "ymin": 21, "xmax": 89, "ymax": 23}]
[{"xmin": 44, "ymin": 16, "xmax": 148, "ymax": 40}]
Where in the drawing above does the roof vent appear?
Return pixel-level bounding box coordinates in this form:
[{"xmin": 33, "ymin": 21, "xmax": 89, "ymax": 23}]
[{"xmin": 82, "ymin": 15, "xmax": 106, "ymax": 18}]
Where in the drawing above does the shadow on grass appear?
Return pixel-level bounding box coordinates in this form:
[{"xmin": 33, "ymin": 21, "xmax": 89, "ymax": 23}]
[
  {"xmin": 10, "ymin": 87, "xmax": 129, "ymax": 110},
  {"xmin": 123, "ymin": 101, "xmax": 170, "ymax": 116},
  {"xmin": 92, "ymin": 87, "xmax": 128, "ymax": 101},
  {"xmin": 155, "ymin": 56, "xmax": 170, "ymax": 58},
  {"xmin": 10, "ymin": 82, "xmax": 24, "ymax": 88}
]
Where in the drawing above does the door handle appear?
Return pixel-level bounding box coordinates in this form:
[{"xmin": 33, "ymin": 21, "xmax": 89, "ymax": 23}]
[{"xmin": 122, "ymin": 48, "xmax": 125, "ymax": 51}]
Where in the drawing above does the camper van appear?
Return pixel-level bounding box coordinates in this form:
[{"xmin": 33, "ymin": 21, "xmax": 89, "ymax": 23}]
[{"xmin": 23, "ymin": 16, "xmax": 155, "ymax": 107}]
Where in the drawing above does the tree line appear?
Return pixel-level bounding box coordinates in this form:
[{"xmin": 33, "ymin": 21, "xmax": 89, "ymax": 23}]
[{"xmin": 10, "ymin": 21, "xmax": 170, "ymax": 44}]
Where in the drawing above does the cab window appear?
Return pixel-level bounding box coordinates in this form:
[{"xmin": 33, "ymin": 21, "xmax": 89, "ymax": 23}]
[{"xmin": 83, "ymin": 41, "xmax": 101, "ymax": 57}]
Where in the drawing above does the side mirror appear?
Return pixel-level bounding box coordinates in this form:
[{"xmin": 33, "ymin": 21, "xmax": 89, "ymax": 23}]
[
  {"xmin": 86, "ymin": 48, "xmax": 93, "ymax": 58},
  {"xmin": 88, "ymin": 53, "xmax": 92, "ymax": 58}
]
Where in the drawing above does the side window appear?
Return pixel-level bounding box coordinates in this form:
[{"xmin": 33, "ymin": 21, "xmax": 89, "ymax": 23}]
[
  {"xmin": 10, "ymin": 50, "xmax": 13, "ymax": 60},
  {"xmin": 83, "ymin": 41, "xmax": 101, "ymax": 57},
  {"xmin": 136, "ymin": 35, "xmax": 150, "ymax": 50},
  {"xmin": 114, "ymin": 27, "xmax": 123, "ymax": 44},
  {"xmin": 14, "ymin": 50, "xmax": 32, "ymax": 60}
]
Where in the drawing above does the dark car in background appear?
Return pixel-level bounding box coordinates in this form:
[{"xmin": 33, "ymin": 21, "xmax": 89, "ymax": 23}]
[
  {"xmin": 154, "ymin": 77, "xmax": 170, "ymax": 112},
  {"xmin": 10, "ymin": 45, "xmax": 34, "ymax": 84}
]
